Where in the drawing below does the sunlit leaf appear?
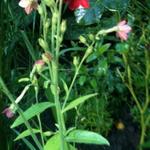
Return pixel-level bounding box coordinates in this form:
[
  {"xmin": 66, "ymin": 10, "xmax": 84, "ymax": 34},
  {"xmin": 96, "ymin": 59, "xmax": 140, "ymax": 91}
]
[
  {"xmin": 66, "ymin": 129, "xmax": 110, "ymax": 145},
  {"xmin": 44, "ymin": 133, "xmax": 76, "ymax": 150}
]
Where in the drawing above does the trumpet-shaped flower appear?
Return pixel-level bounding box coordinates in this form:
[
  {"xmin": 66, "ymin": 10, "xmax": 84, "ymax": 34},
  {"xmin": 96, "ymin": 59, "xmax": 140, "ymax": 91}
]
[
  {"xmin": 19, "ymin": 0, "xmax": 38, "ymax": 14},
  {"xmin": 64, "ymin": 0, "xmax": 90, "ymax": 10},
  {"xmin": 116, "ymin": 20, "xmax": 132, "ymax": 41}
]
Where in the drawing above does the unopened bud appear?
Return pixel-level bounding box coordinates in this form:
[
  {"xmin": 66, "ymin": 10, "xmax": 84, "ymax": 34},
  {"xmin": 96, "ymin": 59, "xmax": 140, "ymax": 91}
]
[
  {"xmin": 79, "ymin": 36, "xmax": 87, "ymax": 44},
  {"xmin": 45, "ymin": 19, "xmax": 50, "ymax": 29},
  {"xmin": 73, "ymin": 56, "xmax": 79, "ymax": 67},
  {"xmin": 38, "ymin": 38, "xmax": 49, "ymax": 51},
  {"xmin": 61, "ymin": 20, "xmax": 67, "ymax": 33},
  {"xmin": 52, "ymin": 12, "xmax": 58, "ymax": 25},
  {"xmin": 88, "ymin": 34, "xmax": 94, "ymax": 41},
  {"xmin": 34, "ymin": 59, "xmax": 45, "ymax": 73},
  {"xmin": 85, "ymin": 46, "xmax": 93, "ymax": 56},
  {"xmin": 37, "ymin": 5, "xmax": 44, "ymax": 16}
]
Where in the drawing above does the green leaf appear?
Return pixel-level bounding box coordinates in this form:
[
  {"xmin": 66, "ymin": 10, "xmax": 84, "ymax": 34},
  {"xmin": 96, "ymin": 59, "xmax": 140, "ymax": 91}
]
[
  {"xmin": 14, "ymin": 129, "xmax": 41, "ymax": 141},
  {"xmin": 98, "ymin": 43, "xmax": 111, "ymax": 55},
  {"xmin": 97, "ymin": 58, "xmax": 108, "ymax": 76},
  {"xmin": 66, "ymin": 130, "xmax": 110, "ymax": 145},
  {"xmin": 86, "ymin": 43, "xmax": 110, "ymax": 63},
  {"xmin": 14, "ymin": 130, "xmax": 36, "ymax": 150},
  {"xmin": 14, "ymin": 128, "xmax": 53, "ymax": 141},
  {"xmin": 11, "ymin": 102, "xmax": 54, "ymax": 128},
  {"xmin": 102, "ymin": 0, "xmax": 129, "ymax": 11},
  {"xmin": 62, "ymin": 93, "xmax": 98, "ymax": 113},
  {"xmin": 44, "ymin": 133, "xmax": 76, "ymax": 150},
  {"xmin": 115, "ymin": 43, "xmax": 129, "ymax": 54},
  {"xmin": 79, "ymin": 76, "xmax": 86, "ymax": 86},
  {"xmin": 75, "ymin": 0, "xmax": 104, "ymax": 25}
]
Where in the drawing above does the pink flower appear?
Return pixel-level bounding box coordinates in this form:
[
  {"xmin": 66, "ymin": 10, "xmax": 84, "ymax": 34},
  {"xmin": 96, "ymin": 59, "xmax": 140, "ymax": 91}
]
[
  {"xmin": 116, "ymin": 20, "xmax": 132, "ymax": 41},
  {"xmin": 34, "ymin": 59, "xmax": 45, "ymax": 72},
  {"xmin": 2, "ymin": 107, "xmax": 14, "ymax": 118},
  {"xmin": 34, "ymin": 59, "xmax": 45, "ymax": 66},
  {"xmin": 19, "ymin": 0, "xmax": 38, "ymax": 14}
]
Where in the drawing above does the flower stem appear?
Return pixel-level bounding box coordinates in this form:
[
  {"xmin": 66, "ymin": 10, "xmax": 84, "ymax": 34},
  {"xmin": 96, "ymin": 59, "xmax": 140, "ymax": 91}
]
[{"xmin": 51, "ymin": 61, "xmax": 66, "ymax": 150}]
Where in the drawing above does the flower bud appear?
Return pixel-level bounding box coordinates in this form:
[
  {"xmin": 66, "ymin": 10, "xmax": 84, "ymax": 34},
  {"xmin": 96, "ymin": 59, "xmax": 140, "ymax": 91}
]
[
  {"xmin": 61, "ymin": 20, "xmax": 67, "ymax": 34},
  {"xmin": 38, "ymin": 38, "xmax": 49, "ymax": 51},
  {"xmin": 88, "ymin": 34, "xmax": 94, "ymax": 41},
  {"xmin": 37, "ymin": 5, "xmax": 44, "ymax": 16},
  {"xmin": 79, "ymin": 35, "xmax": 87, "ymax": 45},
  {"xmin": 73, "ymin": 56, "xmax": 79, "ymax": 67},
  {"xmin": 45, "ymin": 19, "xmax": 50, "ymax": 29},
  {"xmin": 52, "ymin": 12, "xmax": 58, "ymax": 25},
  {"xmin": 85, "ymin": 46, "xmax": 93, "ymax": 56},
  {"xmin": 34, "ymin": 59, "xmax": 45, "ymax": 73}
]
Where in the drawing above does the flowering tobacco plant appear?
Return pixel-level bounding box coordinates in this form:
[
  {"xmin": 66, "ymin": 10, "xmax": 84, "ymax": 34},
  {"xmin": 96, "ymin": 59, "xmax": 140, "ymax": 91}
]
[
  {"xmin": 64, "ymin": 0, "xmax": 90, "ymax": 10},
  {"xmin": 19, "ymin": 0, "xmax": 38, "ymax": 14},
  {"xmin": 0, "ymin": 0, "xmax": 132, "ymax": 150}
]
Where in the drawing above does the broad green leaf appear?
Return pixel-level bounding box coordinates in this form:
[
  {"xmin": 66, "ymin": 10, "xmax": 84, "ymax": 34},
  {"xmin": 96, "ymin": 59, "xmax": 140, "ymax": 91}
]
[
  {"xmin": 44, "ymin": 133, "xmax": 60, "ymax": 150},
  {"xmin": 11, "ymin": 102, "xmax": 54, "ymax": 128},
  {"xmin": 66, "ymin": 130, "xmax": 110, "ymax": 145},
  {"xmin": 62, "ymin": 93, "xmax": 97, "ymax": 113},
  {"xmin": 75, "ymin": 0, "xmax": 104, "ymax": 25},
  {"xmin": 44, "ymin": 133, "xmax": 76, "ymax": 150},
  {"xmin": 102, "ymin": 0, "xmax": 129, "ymax": 11},
  {"xmin": 14, "ymin": 129, "xmax": 41, "ymax": 141},
  {"xmin": 115, "ymin": 43, "xmax": 129, "ymax": 54},
  {"xmin": 98, "ymin": 43, "xmax": 111, "ymax": 55}
]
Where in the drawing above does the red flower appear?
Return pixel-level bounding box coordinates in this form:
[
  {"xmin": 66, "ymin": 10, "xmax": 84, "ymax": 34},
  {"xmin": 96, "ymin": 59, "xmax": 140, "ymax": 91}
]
[{"xmin": 64, "ymin": 0, "xmax": 90, "ymax": 10}]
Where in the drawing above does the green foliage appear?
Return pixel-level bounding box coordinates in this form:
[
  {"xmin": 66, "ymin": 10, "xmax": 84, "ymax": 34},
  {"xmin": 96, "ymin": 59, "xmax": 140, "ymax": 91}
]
[
  {"xmin": 44, "ymin": 133, "xmax": 76, "ymax": 150},
  {"xmin": 66, "ymin": 129, "xmax": 109, "ymax": 145},
  {"xmin": 62, "ymin": 93, "xmax": 98, "ymax": 113},
  {"xmin": 1, "ymin": 0, "xmax": 150, "ymax": 150},
  {"xmin": 11, "ymin": 102, "xmax": 54, "ymax": 128}
]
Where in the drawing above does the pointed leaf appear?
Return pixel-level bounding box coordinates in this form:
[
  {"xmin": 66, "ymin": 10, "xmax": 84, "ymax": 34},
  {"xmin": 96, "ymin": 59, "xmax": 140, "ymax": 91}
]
[
  {"xmin": 44, "ymin": 133, "xmax": 76, "ymax": 150},
  {"xmin": 11, "ymin": 102, "xmax": 54, "ymax": 128},
  {"xmin": 14, "ymin": 129, "xmax": 53, "ymax": 141},
  {"xmin": 62, "ymin": 93, "xmax": 97, "ymax": 113},
  {"xmin": 14, "ymin": 129, "xmax": 41, "ymax": 141},
  {"xmin": 66, "ymin": 130, "xmax": 110, "ymax": 145}
]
